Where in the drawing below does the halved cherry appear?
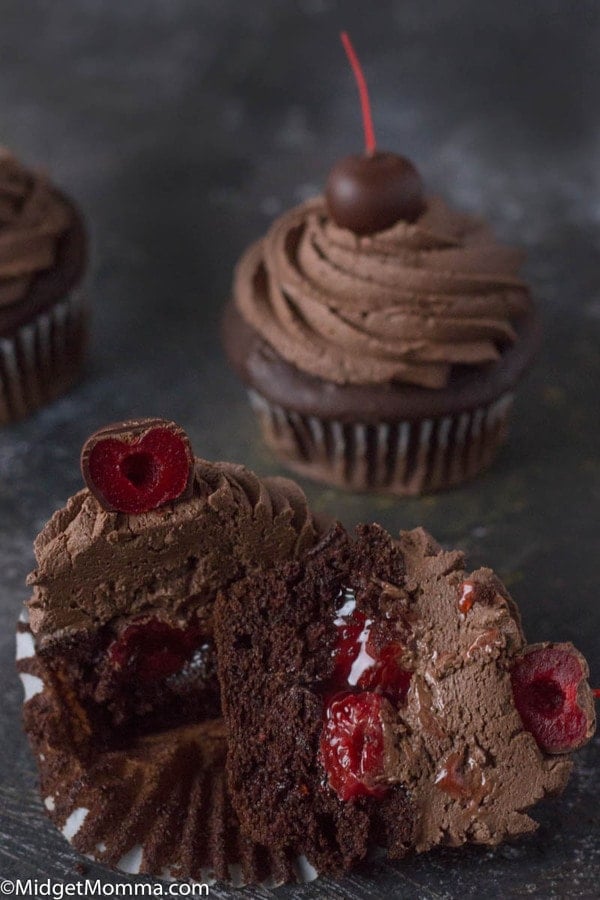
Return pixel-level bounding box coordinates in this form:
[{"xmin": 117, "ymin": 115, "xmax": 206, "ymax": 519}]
[
  {"xmin": 320, "ymin": 692, "xmax": 389, "ymax": 801},
  {"xmin": 511, "ymin": 644, "xmax": 595, "ymax": 754},
  {"xmin": 81, "ymin": 418, "xmax": 194, "ymax": 514}
]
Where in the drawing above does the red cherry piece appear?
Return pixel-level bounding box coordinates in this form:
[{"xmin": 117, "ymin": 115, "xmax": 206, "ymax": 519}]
[
  {"xmin": 511, "ymin": 646, "xmax": 590, "ymax": 753},
  {"xmin": 108, "ymin": 618, "xmax": 201, "ymax": 684},
  {"xmin": 458, "ymin": 581, "xmax": 476, "ymax": 614},
  {"xmin": 434, "ymin": 750, "xmax": 472, "ymax": 800},
  {"xmin": 357, "ymin": 643, "xmax": 412, "ymax": 703},
  {"xmin": 330, "ymin": 606, "xmax": 411, "ymax": 703},
  {"xmin": 331, "ymin": 609, "xmax": 369, "ymax": 687},
  {"xmin": 82, "ymin": 420, "xmax": 194, "ymax": 513},
  {"xmin": 320, "ymin": 692, "xmax": 389, "ymax": 801}
]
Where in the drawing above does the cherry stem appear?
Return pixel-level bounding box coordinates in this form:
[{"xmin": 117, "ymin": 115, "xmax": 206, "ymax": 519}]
[{"xmin": 340, "ymin": 31, "xmax": 376, "ymax": 156}]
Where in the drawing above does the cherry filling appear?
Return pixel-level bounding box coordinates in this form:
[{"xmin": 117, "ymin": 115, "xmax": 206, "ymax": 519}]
[
  {"xmin": 330, "ymin": 611, "xmax": 369, "ymax": 688},
  {"xmin": 320, "ymin": 590, "xmax": 413, "ymax": 801},
  {"xmin": 358, "ymin": 642, "xmax": 413, "ymax": 700},
  {"xmin": 458, "ymin": 581, "xmax": 476, "ymax": 614},
  {"xmin": 108, "ymin": 618, "xmax": 202, "ymax": 684},
  {"xmin": 330, "ymin": 605, "xmax": 411, "ymax": 703},
  {"xmin": 86, "ymin": 427, "xmax": 192, "ymax": 514},
  {"xmin": 320, "ymin": 693, "xmax": 388, "ymax": 802},
  {"xmin": 511, "ymin": 646, "xmax": 590, "ymax": 753}
]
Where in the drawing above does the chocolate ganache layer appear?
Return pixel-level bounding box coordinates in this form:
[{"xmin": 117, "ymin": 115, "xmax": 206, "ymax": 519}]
[
  {"xmin": 233, "ymin": 196, "xmax": 534, "ymax": 391},
  {"xmin": 0, "ymin": 148, "xmax": 85, "ymax": 336}
]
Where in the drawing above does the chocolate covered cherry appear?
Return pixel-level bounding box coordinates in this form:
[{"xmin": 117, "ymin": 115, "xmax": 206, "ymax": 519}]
[
  {"xmin": 511, "ymin": 644, "xmax": 595, "ymax": 753},
  {"xmin": 81, "ymin": 418, "xmax": 194, "ymax": 514},
  {"xmin": 325, "ymin": 151, "xmax": 425, "ymax": 235},
  {"xmin": 326, "ymin": 33, "xmax": 425, "ymax": 234}
]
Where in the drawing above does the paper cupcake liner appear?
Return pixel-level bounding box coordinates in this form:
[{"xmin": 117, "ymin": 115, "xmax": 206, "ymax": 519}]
[
  {"xmin": 16, "ymin": 614, "xmax": 319, "ymax": 887},
  {"xmin": 0, "ymin": 290, "xmax": 86, "ymax": 425},
  {"xmin": 248, "ymin": 389, "xmax": 515, "ymax": 495}
]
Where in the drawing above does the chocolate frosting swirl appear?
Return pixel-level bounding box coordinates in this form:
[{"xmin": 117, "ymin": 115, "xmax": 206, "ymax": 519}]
[
  {"xmin": 27, "ymin": 458, "xmax": 321, "ymax": 640},
  {"xmin": 234, "ymin": 196, "xmax": 533, "ymax": 389},
  {"xmin": 0, "ymin": 147, "xmax": 73, "ymax": 309}
]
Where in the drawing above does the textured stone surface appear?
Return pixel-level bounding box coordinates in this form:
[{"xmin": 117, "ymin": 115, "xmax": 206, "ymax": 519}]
[{"xmin": 0, "ymin": 1, "xmax": 598, "ymax": 896}]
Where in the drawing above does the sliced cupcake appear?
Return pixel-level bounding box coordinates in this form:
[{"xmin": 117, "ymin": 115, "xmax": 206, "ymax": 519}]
[
  {"xmin": 20, "ymin": 418, "xmax": 321, "ymax": 884},
  {"xmin": 215, "ymin": 524, "xmax": 595, "ymax": 876}
]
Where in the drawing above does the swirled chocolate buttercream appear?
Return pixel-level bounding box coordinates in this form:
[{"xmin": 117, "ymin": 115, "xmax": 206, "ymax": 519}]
[
  {"xmin": 234, "ymin": 196, "xmax": 533, "ymax": 389},
  {"xmin": 28, "ymin": 457, "xmax": 319, "ymax": 640},
  {"xmin": 0, "ymin": 148, "xmax": 73, "ymax": 309}
]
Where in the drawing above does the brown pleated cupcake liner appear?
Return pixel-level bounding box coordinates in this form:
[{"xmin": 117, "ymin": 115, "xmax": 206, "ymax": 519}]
[
  {"xmin": 0, "ymin": 290, "xmax": 86, "ymax": 425},
  {"xmin": 248, "ymin": 389, "xmax": 515, "ymax": 495},
  {"xmin": 16, "ymin": 615, "xmax": 318, "ymax": 887}
]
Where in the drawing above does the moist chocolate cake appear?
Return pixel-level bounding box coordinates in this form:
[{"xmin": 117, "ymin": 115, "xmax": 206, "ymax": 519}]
[
  {"xmin": 215, "ymin": 524, "xmax": 595, "ymax": 876},
  {"xmin": 20, "ymin": 418, "xmax": 321, "ymax": 883}
]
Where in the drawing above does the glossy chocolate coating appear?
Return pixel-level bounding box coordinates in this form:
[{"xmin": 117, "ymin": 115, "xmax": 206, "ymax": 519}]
[
  {"xmin": 325, "ymin": 151, "xmax": 425, "ymax": 234},
  {"xmin": 80, "ymin": 418, "xmax": 195, "ymax": 511}
]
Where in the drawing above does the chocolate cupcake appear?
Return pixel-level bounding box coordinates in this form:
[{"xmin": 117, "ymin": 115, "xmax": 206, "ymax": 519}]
[
  {"xmin": 19, "ymin": 419, "xmax": 321, "ymax": 883},
  {"xmin": 0, "ymin": 147, "xmax": 87, "ymax": 424},
  {"xmin": 215, "ymin": 524, "xmax": 595, "ymax": 877},
  {"xmin": 223, "ymin": 39, "xmax": 538, "ymax": 495}
]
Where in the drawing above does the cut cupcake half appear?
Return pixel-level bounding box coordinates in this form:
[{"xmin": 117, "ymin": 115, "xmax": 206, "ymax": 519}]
[
  {"xmin": 20, "ymin": 418, "xmax": 322, "ymax": 884},
  {"xmin": 214, "ymin": 523, "xmax": 595, "ymax": 876}
]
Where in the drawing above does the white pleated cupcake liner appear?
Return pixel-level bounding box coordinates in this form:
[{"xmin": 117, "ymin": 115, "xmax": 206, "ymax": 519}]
[
  {"xmin": 16, "ymin": 612, "xmax": 319, "ymax": 887},
  {"xmin": 0, "ymin": 290, "xmax": 86, "ymax": 424},
  {"xmin": 249, "ymin": 389, "xmax": 515, "ymax": 495}
]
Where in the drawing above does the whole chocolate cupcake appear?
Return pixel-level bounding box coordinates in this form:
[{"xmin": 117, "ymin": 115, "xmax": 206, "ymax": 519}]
[
  {"xmin": 0, "ymin": 147, "xmax": 87, "ymax": 424},
  {"xmin": 222, "ymin": 38, "xmax": 538, "ymax": 495}
]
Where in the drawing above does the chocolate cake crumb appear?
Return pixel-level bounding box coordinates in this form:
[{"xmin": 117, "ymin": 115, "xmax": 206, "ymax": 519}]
[{"xmin": 215, "ymin": 523, "xmax": 417, "ymax": 874}]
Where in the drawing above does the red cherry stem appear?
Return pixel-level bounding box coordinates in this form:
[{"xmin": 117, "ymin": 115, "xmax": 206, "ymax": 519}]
[{"xmin": 340, "ymin": 31, "xmax": 377, "ymax": 156}]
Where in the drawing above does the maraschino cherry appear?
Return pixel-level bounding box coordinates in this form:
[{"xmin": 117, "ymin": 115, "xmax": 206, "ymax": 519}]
[
  {"xmin": 320, "ymin": 692, "xmax": 389, "ymax": 801},
  {"xmin": 319, "ymin": 594, "xmax": 413, "ymax": 801},
  {"xmin": 81, "ymin": 418, "xmax": 194, "ymax": 514},
  {"xmin": 511, "ymin": 644, "xmax": 595, "ymax": 754},
  {"xmin": 108, "ymin": 617, "xmax": 202, "ymax": 684},
  {"xmin": 325, "ymin": 32, "xmax": 425, "ymax": 235}
]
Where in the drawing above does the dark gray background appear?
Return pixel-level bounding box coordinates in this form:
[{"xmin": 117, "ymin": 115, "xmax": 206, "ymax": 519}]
[{"xmin": 1, "ymin": 1, "xmax": 599, "ymax": 897}]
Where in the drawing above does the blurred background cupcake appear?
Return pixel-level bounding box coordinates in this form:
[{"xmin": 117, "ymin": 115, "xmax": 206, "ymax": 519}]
[
  {"xmin": 222, "ymin": 35, "xmax": 539, "ymax": 497},
  {"xmin": 0, "ymin": 147, "xmax": 87, "ymax": 425}
]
